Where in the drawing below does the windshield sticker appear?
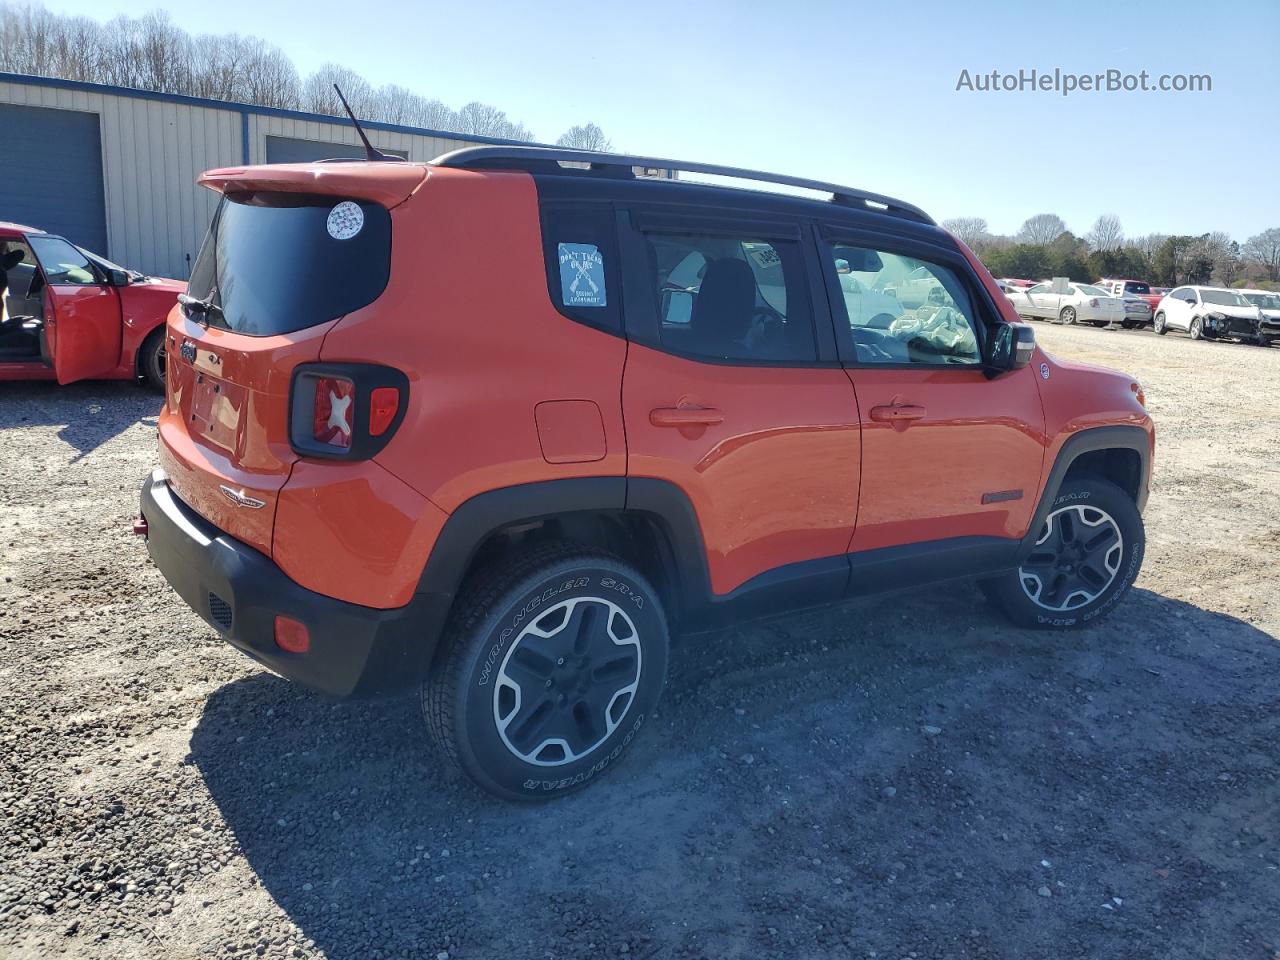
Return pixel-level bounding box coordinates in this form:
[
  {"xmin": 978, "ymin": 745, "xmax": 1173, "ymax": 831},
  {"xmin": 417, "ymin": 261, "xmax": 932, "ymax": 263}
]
[
  {"xmin": 558, "ymin": 243, "xmax": 607, "ymax": 307},
  {"xmin": 327, "ymin": 201, "xmax": 365, "ymax": 240}
]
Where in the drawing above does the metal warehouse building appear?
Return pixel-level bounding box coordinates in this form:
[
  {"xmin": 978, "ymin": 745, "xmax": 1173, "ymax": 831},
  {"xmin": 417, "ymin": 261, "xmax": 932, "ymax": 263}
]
[{"xmin": 0, "ymin": 72, "xmax": 532, "ymax": 279}]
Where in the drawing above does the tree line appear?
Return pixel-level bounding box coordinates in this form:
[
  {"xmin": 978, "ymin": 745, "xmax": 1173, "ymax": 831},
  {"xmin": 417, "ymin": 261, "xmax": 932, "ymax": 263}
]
[
  {"xmin": 943, "ymin": 214, "xmax": 1280, "ymax": 289},
  {"xmin": 0, "ymin": 3, "xmax": 614, "ymax": 148}
]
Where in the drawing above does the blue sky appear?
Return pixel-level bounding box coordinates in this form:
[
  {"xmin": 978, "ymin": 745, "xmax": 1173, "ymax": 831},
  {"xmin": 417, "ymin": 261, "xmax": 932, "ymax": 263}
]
[{"xmin": 43, "ymin": 0, "xmax": 1279, "ymax": 240}]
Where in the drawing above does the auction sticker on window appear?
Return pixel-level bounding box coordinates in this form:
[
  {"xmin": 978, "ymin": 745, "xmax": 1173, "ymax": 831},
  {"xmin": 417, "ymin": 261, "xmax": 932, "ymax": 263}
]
[
  {"xmin": 327, "ymin": 201, "xmax": 365, "ymax": 240},
  {"xmin": 558, "ymin": 243, "xmax": 607, "ymax": 307}
]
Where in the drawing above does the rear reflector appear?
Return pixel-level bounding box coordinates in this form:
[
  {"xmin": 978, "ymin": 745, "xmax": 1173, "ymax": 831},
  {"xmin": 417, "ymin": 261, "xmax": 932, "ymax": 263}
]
[
  {"xmin": 274, "ymin": 616, "xmax": 310, "ymax": 654},
  {"xmin": 369, "ymin": 386, "xmax": 400, "ymax": 437},
  {"xmin": 312, "ymin": 377, "xmax": 355, "ymax": 448}
]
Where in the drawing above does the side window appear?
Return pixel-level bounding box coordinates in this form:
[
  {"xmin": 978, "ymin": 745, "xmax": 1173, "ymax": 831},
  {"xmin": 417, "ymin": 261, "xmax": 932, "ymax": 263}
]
[
  {"xmin": 540, "ymin": 204, "xmax": 621, "ymax": 334},
  {"xmin": 823, "ymin": 242, "xmax": 982, "ymax": 366},
  {"xmin": 1, "ymin": 239, "xmax": 40, "ymax": 319},
  {"xmin": 639, "ymin": 228, "xmax": 816, "ymax": 363},
  {"xmin": 1027, "ymin": 282, "xmax": 1051, "ymax": 294},
  {"xmin": 27, "ymin": 236, "xmax": 98, "ymax": 286}
]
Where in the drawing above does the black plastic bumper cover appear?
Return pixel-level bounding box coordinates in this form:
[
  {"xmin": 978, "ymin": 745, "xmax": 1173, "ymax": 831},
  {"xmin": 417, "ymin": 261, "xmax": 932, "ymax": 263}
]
[{"xmin": 139, "ymin": 469, "xmax": 450, "ymax": 699}]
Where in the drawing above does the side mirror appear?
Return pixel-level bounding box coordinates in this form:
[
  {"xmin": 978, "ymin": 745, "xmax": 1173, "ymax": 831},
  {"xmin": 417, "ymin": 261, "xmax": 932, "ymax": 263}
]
[
  {"xmin": 107, "ymin": 268, "xmax": 130, "ymax": 286},
  {"xmin": 986, "ymin": 322, "xmax": 1036, "ymax": 375}
]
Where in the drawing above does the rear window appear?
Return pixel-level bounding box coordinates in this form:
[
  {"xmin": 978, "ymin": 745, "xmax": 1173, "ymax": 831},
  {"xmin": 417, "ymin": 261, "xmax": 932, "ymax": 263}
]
[{"xmin": 187, "ymin": 192, "xmax": 391, "ymax": 336}]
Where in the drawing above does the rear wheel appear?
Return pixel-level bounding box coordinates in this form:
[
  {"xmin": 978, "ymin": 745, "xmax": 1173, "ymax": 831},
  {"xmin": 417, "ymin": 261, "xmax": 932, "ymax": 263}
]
[
  {"xmin": 1059, "ymin": 306, "xmax": 1077, "ymax": 325},
  {"xmin": 1154, "ymin": 312, "xmax": 1168, "ymax": 335},
  {"xmin": 138, "ymin": 327, "xmax": 166, "ymax": 393},
  {"xmin": 422, "ymin": 544, "xmax": 669, "ymax": 800},
  {"xmin": 984, "ymin": 478, "xmax": 1144, "ymax": 629}
]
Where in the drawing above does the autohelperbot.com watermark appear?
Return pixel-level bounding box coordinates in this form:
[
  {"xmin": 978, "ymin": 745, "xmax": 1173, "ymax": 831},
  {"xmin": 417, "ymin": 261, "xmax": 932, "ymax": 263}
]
[{"xmin": 955, "ymin": 68, "xmax": 1211, "ymax": 96}]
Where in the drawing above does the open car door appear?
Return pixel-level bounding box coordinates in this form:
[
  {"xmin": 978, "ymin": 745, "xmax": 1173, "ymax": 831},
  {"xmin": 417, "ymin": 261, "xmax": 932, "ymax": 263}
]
[{"xmin": 28, "ymin": 234, "xmax": 122, "ymax": 385}]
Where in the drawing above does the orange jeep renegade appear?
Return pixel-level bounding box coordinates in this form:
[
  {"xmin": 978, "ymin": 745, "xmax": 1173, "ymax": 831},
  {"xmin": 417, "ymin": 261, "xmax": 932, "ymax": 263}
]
[{"xmin": 139, "ymin": 146, "xmax": 1154, "ymax": 800}]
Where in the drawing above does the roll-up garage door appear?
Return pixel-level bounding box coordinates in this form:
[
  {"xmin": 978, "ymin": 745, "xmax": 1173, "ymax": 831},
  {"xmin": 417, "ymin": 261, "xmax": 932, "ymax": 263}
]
[
  {"xmin": 265, "ymin": 135, "xmax": 408, "ymax": 163},
  {"xmin": 0, "ymin": 103, "xmax": 108, "ymax": 253}
]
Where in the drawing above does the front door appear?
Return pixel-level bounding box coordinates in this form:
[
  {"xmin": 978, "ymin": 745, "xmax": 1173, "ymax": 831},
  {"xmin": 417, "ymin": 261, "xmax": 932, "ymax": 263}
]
[
  {"xmin": 28, "ymin": 234, "xmax": 121, "ymax": 384},
  {"xmin": 1026, "ymin": 282, "xmax": 1059, "ymax": 320},
  {"xmin": 816, "ymin": 232, "xmax": 1046, "ymax": 555},
  {"xmin": 618, "ymin": 212, "xmax": 861, "ymax": 598}
]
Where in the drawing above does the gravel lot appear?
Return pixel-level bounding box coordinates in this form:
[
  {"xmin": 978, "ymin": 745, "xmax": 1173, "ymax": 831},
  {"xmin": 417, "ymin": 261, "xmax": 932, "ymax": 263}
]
[{"xmin": 2, "ymin": 324, "xmax": 1278, "ymax": 960}]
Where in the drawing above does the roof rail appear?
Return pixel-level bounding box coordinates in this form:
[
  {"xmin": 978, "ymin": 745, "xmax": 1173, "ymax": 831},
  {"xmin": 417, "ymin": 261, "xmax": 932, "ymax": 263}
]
[{"xmin": 430, "ymin": 146, "xmax": 935, "ymax": 225}]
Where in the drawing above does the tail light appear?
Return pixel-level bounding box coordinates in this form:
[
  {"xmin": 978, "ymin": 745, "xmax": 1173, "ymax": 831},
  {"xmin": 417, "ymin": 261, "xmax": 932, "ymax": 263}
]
[
  {"xmin": 289, "ymin": 364, "xmax": 409, "ymax": 460},
  {"xmin": 312, "ymin": 376, "xmax": 355, "ymax": 448}
]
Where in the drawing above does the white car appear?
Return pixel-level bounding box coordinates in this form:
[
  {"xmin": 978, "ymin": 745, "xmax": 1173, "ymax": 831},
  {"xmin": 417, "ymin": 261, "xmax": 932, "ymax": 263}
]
[
  {"xmin": 1006, "ymin": 281, "xmax": 1128, "ymax": 326},
  {"xmin": 1238, "ymin": 289, "xmax": 1280, "ymax": 345},
  {"xmin": 835, "ymin": 268, "xmax": 903, "ymax": 328},
  {"xmin": 881, "ymin": 265, "xmax": 943, "ymax": 309},
  {"xmin": 1153, "ymin": 286, "xmax": 1265, "ymax": 343}
]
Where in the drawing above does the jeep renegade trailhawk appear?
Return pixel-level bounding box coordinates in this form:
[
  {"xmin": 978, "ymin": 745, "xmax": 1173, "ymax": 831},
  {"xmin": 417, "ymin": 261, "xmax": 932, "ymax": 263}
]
[{"xmin": 139, "ymin": 146, "xmax": 1154, "ymax": 800}]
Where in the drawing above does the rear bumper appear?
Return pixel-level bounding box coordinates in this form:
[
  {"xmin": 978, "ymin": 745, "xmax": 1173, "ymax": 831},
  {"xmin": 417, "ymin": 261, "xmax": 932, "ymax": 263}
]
[{"xmin": 139, "ymin": 469, "xmax": 450, "ymax": 699}]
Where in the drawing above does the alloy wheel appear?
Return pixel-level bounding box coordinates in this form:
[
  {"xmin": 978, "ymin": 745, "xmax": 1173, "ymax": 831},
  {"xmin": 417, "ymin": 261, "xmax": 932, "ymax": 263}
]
[
  {"xmin": 1018, "ymin": 504, "xmax": 1123, "ymax": 612},
  {"xmin": 493, "ymin": 596, "xmax": 642, "ymax": 766},
  {"xmin": 1061, "ymin": 307, "xmax": 1076, "ymax": 325}
]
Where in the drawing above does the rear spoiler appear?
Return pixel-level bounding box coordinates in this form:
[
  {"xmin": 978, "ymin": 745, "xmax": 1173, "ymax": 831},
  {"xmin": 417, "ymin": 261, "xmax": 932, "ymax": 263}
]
[{"xmin": 198, "ymin": 163, "xmax": 427, "ymax": 209}]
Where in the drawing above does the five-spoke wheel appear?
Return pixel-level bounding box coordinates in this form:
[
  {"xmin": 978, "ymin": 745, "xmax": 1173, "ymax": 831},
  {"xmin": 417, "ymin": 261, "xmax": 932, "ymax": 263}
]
[
  {"xmin": 494, "ymin": 596, "xmax": 642, "ymax": 766},
  {"xmin": 1018, "ymin": 504, "xmax": 1123, "ymax": 612}
]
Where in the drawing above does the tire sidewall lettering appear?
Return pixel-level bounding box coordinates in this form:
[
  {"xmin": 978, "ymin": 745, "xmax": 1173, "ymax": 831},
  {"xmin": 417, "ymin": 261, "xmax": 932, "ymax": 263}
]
[{"xmin": 519, "ymin": 714, "xmax": 646, "ymax": 793}]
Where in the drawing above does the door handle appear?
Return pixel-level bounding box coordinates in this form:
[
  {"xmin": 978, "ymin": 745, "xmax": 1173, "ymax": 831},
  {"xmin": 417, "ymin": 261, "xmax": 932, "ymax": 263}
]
[
  {"xmin": 649, "ymin": 406, "xmax": 724, "ymax": 428},
  {"xmin": 869, "ymin": 403, "xmax": 926, "ymax": 423}
]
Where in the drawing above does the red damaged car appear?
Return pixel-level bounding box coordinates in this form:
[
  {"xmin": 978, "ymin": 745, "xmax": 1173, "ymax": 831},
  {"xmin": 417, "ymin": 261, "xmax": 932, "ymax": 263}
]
[{"xmin": 0, "ymin": 222, "xmax": 182, "ymax": 391}]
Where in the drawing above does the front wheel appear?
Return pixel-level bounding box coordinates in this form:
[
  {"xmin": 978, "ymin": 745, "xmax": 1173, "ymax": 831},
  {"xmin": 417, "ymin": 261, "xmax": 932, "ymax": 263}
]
[
  {"xmin": 1059, "ymin": 306, "xmax": 1077, "ymax": 325},
  {"xmin": 1154, "ymin": 312, "xmax": 1168, "ymax": 335},
  {"xmin": 137, "ymin": 327, "xmax": 166, "ymax": 393},
  {"xmin": 422, "ymin": 544, "xmax": 669, "ymax": 800},
  {"xmin": 983, "ymin": 478, "xmax": 1144, "ymax": 629},
  {"xmin": 1190, "ymin": 317, "xmax": 1204, "ymax": 340}
]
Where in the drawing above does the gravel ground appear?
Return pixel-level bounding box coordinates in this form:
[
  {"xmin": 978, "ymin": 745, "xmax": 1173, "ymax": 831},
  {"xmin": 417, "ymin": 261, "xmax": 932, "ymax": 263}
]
[{"xmin": 1, "ymin": 324, "xmax": 1278, "ymax": 960}]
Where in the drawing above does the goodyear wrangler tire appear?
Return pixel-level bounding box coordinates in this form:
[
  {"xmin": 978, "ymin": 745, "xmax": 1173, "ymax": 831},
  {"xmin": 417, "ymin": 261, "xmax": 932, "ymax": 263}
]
[
  {"xmin": 422, "ymin": 544, "xmax": 668, "ymax": 800},
  {"xmin": 984, "ymin": 478, "xmax": 1144, "ymax": 630}
]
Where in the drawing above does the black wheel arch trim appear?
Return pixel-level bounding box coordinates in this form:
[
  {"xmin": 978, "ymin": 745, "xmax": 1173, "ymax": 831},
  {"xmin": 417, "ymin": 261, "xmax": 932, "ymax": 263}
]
[{"xmin": 1019, "ymin": 425, "xmax": 1151, "ymax": 557}]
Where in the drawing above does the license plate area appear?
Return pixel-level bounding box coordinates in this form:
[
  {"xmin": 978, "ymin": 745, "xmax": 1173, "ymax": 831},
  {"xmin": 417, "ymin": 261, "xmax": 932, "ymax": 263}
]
[{"xmin": 191, "ymin": 367, "xmax": 246, "ymax": 454}]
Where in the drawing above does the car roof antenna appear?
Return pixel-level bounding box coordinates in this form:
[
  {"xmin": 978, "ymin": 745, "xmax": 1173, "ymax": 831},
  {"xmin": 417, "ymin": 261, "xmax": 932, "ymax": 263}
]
[{"xmin": 332, "ymin": 84, "xmax": 401, "ymax": 162}]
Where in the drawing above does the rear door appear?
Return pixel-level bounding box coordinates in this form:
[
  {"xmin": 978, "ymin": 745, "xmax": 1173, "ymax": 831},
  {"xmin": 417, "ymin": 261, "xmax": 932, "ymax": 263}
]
[
  {"xmin": 816, "ymin": 229, "xmax": 1045, "ymax": 553},
  {"xmin": 618, "ymin": 208, "xmax": 861, "ymax": 599},
  {"xmin": 27, "ymin": 234, "xmax": 121, "ymax": 384}
]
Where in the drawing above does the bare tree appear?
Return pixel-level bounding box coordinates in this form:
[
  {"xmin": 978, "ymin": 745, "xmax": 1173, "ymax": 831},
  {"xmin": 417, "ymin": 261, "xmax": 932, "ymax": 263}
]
[
  {"xmin": 1126, "ymin": 232, "xmax": 1168, "ymax": 263},
  {"xmin": 940, "ymin": 216, "xmax": 989, "ymax": 249},
  {"xmin": 1087, "ymin": 214, "xmax": 1123, "ymax": 252},
  {"xmin": 240, "ymin": 40, "xmax": 299, "ymax": 109},
  {"xmin": 1017, "ymin": 213, "xmax": 1068, "ymax": 246},
  {"xmin": 1243, "ymin": 228, "xmax": 1280, "ymax": 281},
  {"xmin": 556, "ymin": 122, "xmax": 612, "ymax": 152},
  {"xmin": 301, "ymin": 64, "xmax": 372, "ymax": 116},
  {"xmin": 0, "ymin": 2, "xmax": 538, "ymax": 140}
]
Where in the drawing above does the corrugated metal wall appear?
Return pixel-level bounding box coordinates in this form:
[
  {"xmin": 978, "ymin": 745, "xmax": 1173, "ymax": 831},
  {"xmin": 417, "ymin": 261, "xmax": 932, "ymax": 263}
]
[
  {"xmin": 1, "ymin": 79, "xmax": 237, "ymax": 278},
  {"xmin": 0, "ymin": 78, "xmax": 491, "ymax": 279}
]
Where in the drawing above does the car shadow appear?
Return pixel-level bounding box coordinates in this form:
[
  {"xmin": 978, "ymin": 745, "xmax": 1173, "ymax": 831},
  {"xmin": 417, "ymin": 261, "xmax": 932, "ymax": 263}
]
[
  {"xmin": 0, "ymin": 380, "xmax": 159, "ymax": 460},
  {"xmin": 189, "ymin": 585, "xmax": 1280, "ymax": 958}
]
